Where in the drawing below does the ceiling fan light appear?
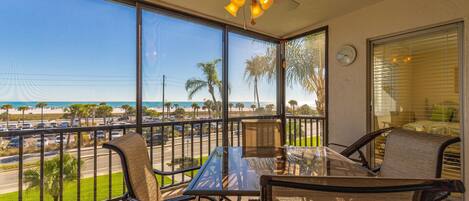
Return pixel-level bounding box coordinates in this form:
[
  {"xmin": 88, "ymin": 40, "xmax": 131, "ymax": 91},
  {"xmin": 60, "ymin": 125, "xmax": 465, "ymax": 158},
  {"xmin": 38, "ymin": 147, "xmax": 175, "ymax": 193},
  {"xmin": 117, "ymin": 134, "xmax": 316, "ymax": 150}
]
[
  {"xmin": 225, "ymin": 2, "xmax": 239, "ymax": 17},
  {"xmin": 231, "ymin": 0, "xmax": 246, "ymax": 7},
  {"xmin": 250, "ymin": 0, "xmax": 264, "ymax": 19},
  {"xmin": 259, "ymin": 0, "xmax": 273, "ymax": 10}
]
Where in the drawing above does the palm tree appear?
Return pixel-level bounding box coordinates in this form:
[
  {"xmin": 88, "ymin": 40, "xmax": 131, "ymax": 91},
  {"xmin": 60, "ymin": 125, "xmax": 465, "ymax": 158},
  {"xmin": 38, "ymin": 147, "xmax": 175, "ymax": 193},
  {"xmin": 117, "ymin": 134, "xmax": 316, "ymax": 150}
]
[
  {"xmin": 174, "ymin": 108, "xmax": 185, "ymax": 119},
  {"xmin": 1, "ymin": 104, "xmax": 13, "ymax": 127},
  {"xmin": 24, "ymin": 154, "xmax": 82, "ymax": 201},
  {"xmin": 120, "ymin": 104, "xmax": 132, "ymax": 120},
  {"xmin": 235, "ymin": 103, "xmax": 244, "ymax": 112},
  {"xmin": 285, "ymin": 34, "xmax": 326, "ymax": 115},
  {"xmin": 244, "ymin": 56, "xmax": 269, "ymax": 108},
  {"xmin": 288, "ymin": 100, "xmax": 298, "ymax": 114},
  {"xmin": 228, "ymin": 103, "xmax": 234, "ymax": 112},
  {"xmin": 87, "ymin": 104, "xmax": 97, "ymax": 126},
  {"xmin": 164, "ymin": 102, "xmax": 172, "ymax": 118},
  {"xmin": 194, "ymin": 105, "xmax": 200, "ymax": 117},
  {"xmin": 17, "ymin": 106, "xmax": 29, "ymax": 125},
  {"xmin": 35, "ymin": 102, "xmax": 48, "ymax": 123},
  {"xmin": 216, "ymin": 101, "xmax": 222, "ymax": 114},
  {"xmin": 265, "ymin": 104, "xmax": 275, "ymax": 112},
  {"xmin": 250, "ymin": 104, "xmax": 257, "ymax": 112},
  {"xmin": 97, "ymin": 104, "xmax": 113, "ymax": 125},
  {"xmin": 203, "ymin": 100, "xmax": 213, "ymax": 118},
  {"xmin": 185, "ymin": 59, "xmax": 222, "ymax": 117},
  {"xmin": 65, "ymin": 104, "xmax": 81, "ymax": 126},
  {"xmin": 64, "ymin": 104, "xmax": 82, "ymax": 146},
  {"xmin": 80, "ymin": 105, "xmax": 91, "ymax": 126},
  {"xmin": 191, "ymin": 103, "xmax": 199, "ymax": 118}
]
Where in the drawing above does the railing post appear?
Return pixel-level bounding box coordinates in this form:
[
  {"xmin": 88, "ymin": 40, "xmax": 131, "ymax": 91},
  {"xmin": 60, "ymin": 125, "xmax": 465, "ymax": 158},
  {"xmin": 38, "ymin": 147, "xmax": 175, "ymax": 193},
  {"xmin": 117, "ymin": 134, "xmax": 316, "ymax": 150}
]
[
  {"xmin": 222, "ymin": 25, "xmax": 229, "ymax": 148},
  {"xmin": 18, "ymin": 135, "xmax": 23, "ymax": 201},
  {"xmin": 40, "ymin": 132, "xmax": 45, "ymax": 201},
  {"xmin": 278, "ymin": 40, "xmax": 286, "ymax": 146},
  {"xmin": 136, "ymin": 2, "xmax": 143, "ymax": 134},
  {"xmin": 77, "ymin": 132, "xmax": 81, "ymax": 201},
  {"xmin": 93, "ymin": 130, "xmax": 98, "ymax": 201},
  {"xmin": 59, "ymin": 132, "xmax": 64, "ymax": 201}
]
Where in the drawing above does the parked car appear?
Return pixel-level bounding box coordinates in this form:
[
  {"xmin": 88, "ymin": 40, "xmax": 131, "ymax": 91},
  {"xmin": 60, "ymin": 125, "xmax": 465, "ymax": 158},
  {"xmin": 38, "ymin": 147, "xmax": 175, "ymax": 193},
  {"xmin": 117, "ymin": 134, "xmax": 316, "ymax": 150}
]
[
  {"xmin": 72, "ymin": 119, "xmax": 80, "ymax": 127},
  {"xmin": 22, "ymin": 123, "xmax": 33, "ymax": 130},
  {"xmin": 117, "ymin": 117, "xmax": 129, "ymax": 121},
  {"xmin": 175, "ymin": 125, "xmax": 184, "ymax": 132},
  {"xmin": 59, "ymin": 122, "xmax": 70, "ymax": 128},
  {"xmin": 50, "ymin": 121, "xmax": 58, "ymax": 128},
  {"xmin": 0, "ymin": 124, "xmax": 6, "ymax": 132},
  {"xmin": 7, "ymin": 124, "xmax": 19, "ymax": 131},
  {"xmin": 146, "ymin": 133, "xmax": 168, "ymax": 146},
  {"xmin": 111, "ymin": 130, "xmax": 123, "ymax": 139},
  {"xmin": 35, "ymin": 138, "xmax": 50, "ymax": 147},
  {"xmin": 55, "ymin": 135, "xmax": 67, "ymax": 144},
  {"xmin": 210, "ymin": 122, "xmax": 220, "ymax": 129},
  {"xmin": 90, "ymin": 130, "xmax": 106, "ymax": 140},
  {"xmin": 36, "ymin": 122, "xmax": 48, "ymax": 129},
  {"xmin": 7, "ymin": 137, "xmax": 20, "ymax": 148}
]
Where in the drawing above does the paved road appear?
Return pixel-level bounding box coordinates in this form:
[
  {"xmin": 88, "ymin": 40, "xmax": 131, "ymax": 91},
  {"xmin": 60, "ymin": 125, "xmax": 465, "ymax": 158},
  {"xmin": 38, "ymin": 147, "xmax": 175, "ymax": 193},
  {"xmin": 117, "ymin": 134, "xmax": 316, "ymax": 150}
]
[{"xmin": 0, "ymin": 132, "xmax": 240, "ymax": 194}]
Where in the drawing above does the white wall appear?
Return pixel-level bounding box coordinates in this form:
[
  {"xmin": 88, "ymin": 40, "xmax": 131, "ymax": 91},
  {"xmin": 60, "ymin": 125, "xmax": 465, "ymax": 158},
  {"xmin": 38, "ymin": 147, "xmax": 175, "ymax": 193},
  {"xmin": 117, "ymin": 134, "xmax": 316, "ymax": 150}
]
[{"xmin": 289, "ymin": 0, "xmax": 469, "ymax": 197}]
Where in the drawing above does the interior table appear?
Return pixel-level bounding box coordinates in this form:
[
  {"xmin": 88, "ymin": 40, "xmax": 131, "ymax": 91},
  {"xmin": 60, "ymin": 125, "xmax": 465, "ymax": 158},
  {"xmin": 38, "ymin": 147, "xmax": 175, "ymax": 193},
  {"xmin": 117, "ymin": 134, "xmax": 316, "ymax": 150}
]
[{"xmin": 184, "ymin": 146, "xmax": 375, "ymax": 197}]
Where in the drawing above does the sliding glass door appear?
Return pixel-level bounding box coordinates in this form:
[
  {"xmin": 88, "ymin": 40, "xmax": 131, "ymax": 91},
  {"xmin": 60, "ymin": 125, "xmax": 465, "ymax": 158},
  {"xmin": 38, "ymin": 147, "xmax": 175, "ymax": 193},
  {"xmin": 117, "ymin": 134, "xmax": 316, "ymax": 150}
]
[{"xmin": 370, "ymin": 23, "xmax": 463, "ymax": 180}]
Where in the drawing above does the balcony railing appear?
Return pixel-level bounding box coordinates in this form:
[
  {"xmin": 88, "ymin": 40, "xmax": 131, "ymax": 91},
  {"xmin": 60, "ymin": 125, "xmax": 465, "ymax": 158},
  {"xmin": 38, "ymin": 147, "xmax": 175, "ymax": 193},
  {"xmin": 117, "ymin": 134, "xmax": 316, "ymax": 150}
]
[{"xmin": 0, "ymin": 115, "xmax": 325, "ymax": 201}]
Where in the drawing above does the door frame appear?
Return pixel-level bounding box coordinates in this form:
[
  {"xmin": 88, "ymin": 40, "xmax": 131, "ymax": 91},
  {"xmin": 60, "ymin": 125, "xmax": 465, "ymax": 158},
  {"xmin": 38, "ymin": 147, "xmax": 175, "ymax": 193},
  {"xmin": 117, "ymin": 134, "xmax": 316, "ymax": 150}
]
[{"xmin": 366, "ymin": 21, "xmax": 465, "ymax": 170}]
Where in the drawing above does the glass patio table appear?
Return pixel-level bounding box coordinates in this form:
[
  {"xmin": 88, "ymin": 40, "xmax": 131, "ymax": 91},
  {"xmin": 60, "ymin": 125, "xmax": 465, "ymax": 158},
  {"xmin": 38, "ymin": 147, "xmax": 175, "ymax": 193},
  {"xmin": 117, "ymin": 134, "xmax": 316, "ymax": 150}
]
[{"xmin": 184, "ymin": 146, "xmax": 375, "ymax": 196}]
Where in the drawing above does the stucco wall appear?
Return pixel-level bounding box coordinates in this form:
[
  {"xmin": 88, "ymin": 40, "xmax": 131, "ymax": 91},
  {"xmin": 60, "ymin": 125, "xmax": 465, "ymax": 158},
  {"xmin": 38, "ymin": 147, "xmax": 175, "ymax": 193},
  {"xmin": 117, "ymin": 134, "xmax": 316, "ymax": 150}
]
[{"xmin": 290, "ymin": 0, "xmax": 469, "ymax": 196}]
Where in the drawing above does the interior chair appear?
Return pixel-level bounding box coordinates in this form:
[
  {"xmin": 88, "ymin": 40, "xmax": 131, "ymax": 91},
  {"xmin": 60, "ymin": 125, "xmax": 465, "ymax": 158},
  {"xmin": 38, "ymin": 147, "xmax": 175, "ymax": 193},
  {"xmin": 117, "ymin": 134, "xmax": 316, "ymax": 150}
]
[
  {"xmin": 329, "ymin": 128, "xmax": 460, "ymax": 178},
  {"xmin": 260, "ymin": 175, "xmax": 465, "ymax": 201},
  {"xmin": 103, "ymin": 133, "xmax": 215, "ymax": 201}
]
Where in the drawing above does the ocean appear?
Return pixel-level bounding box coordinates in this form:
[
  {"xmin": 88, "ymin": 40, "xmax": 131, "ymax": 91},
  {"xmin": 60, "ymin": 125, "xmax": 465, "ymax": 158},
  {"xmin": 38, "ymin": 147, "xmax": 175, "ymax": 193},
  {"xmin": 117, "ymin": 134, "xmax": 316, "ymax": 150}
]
[{"xmin": 0, "ymin": 101, "xmax": 269, "ymax": 109}]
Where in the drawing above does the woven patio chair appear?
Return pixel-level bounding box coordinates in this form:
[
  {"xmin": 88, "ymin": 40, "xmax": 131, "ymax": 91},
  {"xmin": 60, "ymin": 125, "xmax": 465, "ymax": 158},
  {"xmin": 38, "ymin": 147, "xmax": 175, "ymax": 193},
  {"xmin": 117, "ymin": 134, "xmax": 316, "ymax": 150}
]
[
  {"xmin": 329, "ymin": 128, "xmax": 459, "ymax": 178},
  {"xmin": 260, "ymin": 175, "xmax": 465, "ymax": 201},
  {"xmin": 103, "ymin": 133, "xmax": 215, "ymax": 201}
]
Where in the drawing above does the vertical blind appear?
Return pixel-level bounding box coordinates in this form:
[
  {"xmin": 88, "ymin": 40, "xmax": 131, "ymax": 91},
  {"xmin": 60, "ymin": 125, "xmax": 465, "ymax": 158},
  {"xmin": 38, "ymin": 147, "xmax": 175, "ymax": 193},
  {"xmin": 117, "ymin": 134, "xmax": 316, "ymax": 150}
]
[{"xmin": 371, "ymin": 24, "xmax": 461, "ymax": 179}]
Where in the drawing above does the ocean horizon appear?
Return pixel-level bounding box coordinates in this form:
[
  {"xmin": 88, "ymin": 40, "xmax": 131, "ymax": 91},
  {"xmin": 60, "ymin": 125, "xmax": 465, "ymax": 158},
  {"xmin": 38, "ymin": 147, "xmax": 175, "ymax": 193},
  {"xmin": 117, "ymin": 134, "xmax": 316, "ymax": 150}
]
[{"xmin": 0, "ymin": 101, "xmax": 272, "ymax": 109}]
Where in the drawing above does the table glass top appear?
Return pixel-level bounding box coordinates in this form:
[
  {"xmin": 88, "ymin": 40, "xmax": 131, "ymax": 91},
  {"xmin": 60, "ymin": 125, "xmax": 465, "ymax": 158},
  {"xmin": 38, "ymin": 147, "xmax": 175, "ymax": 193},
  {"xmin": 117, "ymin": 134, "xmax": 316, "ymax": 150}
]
[{"xmin": 185, "ymin": 146, "xmax": 374, "ymax": 196}]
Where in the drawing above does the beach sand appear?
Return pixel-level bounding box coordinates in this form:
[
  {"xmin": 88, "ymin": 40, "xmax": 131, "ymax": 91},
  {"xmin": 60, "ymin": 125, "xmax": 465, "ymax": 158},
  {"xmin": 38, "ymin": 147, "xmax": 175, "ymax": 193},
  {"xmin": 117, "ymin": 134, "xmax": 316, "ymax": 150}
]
[{"xmin": 2, "ymin": 107, "xmax": 256, "ymax": 115}]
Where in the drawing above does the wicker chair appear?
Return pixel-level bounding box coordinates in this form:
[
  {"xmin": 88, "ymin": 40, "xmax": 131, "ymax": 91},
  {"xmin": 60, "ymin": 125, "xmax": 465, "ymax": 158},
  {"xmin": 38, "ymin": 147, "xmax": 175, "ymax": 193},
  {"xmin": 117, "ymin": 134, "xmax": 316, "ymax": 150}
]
[
  {"xmin": 103, "ymin": 133, "xmax": 214, "ymax": 201},
  {"xmin": 260, "ymin": 175, "xmax": 465, "ymax": 201},
  {"xmin": 241, "ymin": 119, "xmax": 283, "ymax": 148},
  {"xmin": 329, "ymin": 128, "xmax": 460, "ymax": 178}
]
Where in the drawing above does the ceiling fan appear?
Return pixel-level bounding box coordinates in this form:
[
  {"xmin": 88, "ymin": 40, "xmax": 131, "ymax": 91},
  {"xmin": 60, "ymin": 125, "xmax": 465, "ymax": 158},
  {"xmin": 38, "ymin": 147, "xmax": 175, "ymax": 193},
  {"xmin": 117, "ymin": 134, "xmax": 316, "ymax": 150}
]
[
  {"xmin": 224, "ymin": 0, "xmax": 300, "ymax": 25},
  {"xmin": 224, "ymin": 0, "xmax": 273, "ymax": 25}
]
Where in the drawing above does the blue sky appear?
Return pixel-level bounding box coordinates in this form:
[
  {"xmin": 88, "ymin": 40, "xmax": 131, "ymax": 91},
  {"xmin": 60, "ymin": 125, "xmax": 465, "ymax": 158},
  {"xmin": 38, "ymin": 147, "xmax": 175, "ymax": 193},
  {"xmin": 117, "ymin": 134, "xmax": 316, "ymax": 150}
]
[{"xmin": 0, "ymin": 0, "xmax": 314, "ymax": 106}]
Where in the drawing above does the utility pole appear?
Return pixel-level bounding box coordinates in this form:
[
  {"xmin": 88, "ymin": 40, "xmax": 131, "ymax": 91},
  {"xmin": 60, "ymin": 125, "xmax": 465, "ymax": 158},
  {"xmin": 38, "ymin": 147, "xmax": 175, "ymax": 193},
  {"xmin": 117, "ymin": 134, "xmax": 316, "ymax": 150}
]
[{"xmin": 162, "ymin": 75, "xmax": 166, "ymax": 119}]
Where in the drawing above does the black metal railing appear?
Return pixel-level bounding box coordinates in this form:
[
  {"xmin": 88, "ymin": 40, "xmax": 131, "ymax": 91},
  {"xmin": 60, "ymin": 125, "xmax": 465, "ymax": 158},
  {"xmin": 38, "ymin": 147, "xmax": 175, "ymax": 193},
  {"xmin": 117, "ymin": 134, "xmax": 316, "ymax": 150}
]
[
  {"xmin": 286, "ymin": 115, "xmax": 326, "ymax": 147},
  {"xmin": 0, "ymin": 115, "xmax": 325, "ymax": 201}
]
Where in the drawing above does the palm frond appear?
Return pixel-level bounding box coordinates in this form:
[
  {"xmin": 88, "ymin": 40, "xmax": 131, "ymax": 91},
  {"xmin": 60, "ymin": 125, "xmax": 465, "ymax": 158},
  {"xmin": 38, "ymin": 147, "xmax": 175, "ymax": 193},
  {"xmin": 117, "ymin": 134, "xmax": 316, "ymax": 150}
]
[
  {"xmin": 24, "ymin": 169, "xmax": 40, "ymax": 188},
  {"xmin": 185, "ymin": 79, "xmax": 208, "ymax": 100}
]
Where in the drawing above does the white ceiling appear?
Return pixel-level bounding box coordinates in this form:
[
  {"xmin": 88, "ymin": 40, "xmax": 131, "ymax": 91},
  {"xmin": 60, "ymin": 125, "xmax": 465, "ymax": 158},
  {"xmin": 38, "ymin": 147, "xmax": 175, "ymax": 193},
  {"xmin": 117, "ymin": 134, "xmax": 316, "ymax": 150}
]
[{"xmin": 144, "ymin": 0, "xmax": 384, "ymax": 38}]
